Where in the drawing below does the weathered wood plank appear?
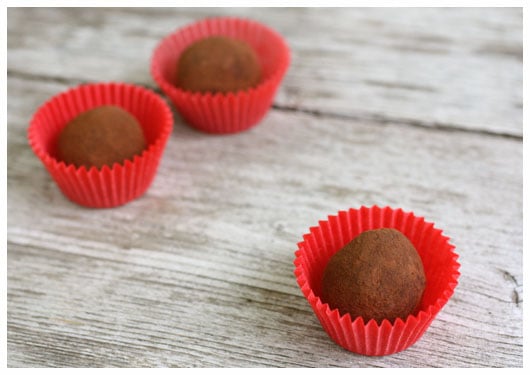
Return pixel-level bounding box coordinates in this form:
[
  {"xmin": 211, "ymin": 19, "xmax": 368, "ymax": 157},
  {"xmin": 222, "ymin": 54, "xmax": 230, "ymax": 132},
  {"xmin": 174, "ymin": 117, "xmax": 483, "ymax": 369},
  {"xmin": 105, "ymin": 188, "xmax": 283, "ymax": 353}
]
[
  {"xmin": 7, "ymin": 7, "xmax": 522, "ymax": 137},
  {"xmin": 7, "ymin": 71, "xmax": 522, "ymax": 367}
]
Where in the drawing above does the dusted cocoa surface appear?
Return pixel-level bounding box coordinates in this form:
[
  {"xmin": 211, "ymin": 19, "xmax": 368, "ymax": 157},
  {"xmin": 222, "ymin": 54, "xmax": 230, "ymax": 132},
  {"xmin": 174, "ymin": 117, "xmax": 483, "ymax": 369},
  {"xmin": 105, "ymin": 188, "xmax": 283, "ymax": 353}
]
[
  {"xmin": 176, "ymin": 36, "xmax": 261, "ymax": 94},
  {"xmin": 57, "ymin": 105, "xmax": 146, "ymax": 169},
  {"xmin": 321, "ymin": 228, "xmax": 426, "ymax": 324}
]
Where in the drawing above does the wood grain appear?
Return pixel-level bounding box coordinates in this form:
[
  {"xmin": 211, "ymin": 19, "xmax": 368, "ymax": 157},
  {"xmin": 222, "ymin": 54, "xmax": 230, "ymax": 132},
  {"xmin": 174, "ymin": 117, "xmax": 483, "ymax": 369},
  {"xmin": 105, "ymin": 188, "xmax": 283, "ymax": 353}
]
[
  {"xmin": 7, "ymin": 7, "xmax": 522, "ymax": 367},
  {"xmin": 7, "ymin": 7, "xmax": 522, "ymax": 136}
]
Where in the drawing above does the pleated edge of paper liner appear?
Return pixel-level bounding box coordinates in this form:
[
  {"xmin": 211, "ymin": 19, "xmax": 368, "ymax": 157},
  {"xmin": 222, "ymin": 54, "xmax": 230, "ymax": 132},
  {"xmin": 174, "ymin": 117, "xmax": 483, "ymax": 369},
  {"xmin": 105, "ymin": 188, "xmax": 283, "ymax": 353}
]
[{"xmin": 293, "ymin": 205, "xmax": 460, "ymax": 337}]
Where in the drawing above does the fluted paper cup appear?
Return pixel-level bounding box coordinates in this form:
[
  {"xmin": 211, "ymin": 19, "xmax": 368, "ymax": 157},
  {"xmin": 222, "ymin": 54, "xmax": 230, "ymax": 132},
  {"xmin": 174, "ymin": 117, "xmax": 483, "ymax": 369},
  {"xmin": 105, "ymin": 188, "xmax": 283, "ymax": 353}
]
[
  {"xmin": 294, "ymin": 205, "xmax": 460, "ymax": 356},
  {"xmin": 151, "ymin": 16, "xmax": 290, "ymax": 134},
  {"xmin": 28, "ymin": 82, "xmax": 173, "ymax": 208}
]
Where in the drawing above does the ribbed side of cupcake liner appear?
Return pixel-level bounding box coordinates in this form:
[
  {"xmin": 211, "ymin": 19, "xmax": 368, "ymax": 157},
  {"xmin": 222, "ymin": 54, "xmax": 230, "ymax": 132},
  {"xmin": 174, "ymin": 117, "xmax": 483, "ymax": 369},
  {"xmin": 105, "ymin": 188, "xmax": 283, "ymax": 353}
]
[
  {"xmin": 294, "ymin": 205, "xmax": 460, "ymax": 356},
  {"xmin": 151, "ymin": 17, "xmax": 290, "ymax": 134},
  {"xmin": 28, "ymin": 82, "xmax": 173, "ymax": 208}
]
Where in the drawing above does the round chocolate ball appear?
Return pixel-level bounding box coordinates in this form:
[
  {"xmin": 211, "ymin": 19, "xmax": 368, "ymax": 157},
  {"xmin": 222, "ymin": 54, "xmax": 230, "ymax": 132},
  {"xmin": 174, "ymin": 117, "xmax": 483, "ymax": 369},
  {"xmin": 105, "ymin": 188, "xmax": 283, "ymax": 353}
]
[
  {"xmin": 57, "ymin": 105, "xmax": 146, "ymax": 169},
  {"xmin": 176, "ymin": 36, "xmax": 261, "ymax": 94},
  {"xmin": 321, "ymin": 228, "xmax": 426, "ymax": 324}
]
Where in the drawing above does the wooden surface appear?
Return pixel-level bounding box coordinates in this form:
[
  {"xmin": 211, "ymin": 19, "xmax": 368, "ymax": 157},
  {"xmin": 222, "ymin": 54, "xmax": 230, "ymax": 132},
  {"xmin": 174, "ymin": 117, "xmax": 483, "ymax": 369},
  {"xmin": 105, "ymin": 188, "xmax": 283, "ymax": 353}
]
[{"xmin": 7, "ymin": 7, "xmax": 522, "ymax": 367}]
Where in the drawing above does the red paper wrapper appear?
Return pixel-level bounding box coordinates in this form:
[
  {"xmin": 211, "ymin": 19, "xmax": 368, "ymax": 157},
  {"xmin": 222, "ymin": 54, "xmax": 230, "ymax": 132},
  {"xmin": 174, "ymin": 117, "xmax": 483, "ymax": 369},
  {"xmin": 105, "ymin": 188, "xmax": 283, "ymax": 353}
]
[
  {"xmin": 151, "ymin": 17, "xmax": 290, "ymax": 134},
  {"xmin": 294, "ymin": 205, "xmax": 460, "ymax": 356},
  {"xmin": 28, "ymin": 82, "xmax": 173, "ymax": 208}
]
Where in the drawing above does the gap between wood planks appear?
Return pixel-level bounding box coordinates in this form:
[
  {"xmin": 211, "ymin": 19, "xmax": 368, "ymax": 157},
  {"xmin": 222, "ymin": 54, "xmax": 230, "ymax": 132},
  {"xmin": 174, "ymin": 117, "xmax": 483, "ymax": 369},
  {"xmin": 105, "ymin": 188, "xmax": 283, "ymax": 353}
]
[{"xmin": 8, "ymin": 69, "xmax": 522, "ymax": 142}]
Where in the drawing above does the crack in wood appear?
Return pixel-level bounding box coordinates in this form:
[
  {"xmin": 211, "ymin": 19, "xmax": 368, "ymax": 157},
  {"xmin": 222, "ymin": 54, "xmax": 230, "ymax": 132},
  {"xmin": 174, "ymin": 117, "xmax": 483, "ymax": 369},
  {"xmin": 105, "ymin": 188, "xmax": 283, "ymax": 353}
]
[
  {"xmin": 271, "ymin": 103, "xmax": 522, "ymax": 141},
  {"xmin": 363, "ymin": 79, "xmax": 437, "ymax": 93},
  {"xmin": 7, "ymin": 69, "xmax": 165, "ymax": 96},
  {"xmin": 499, "ymin": 268, "xmax": 522, "ymax": 307}
]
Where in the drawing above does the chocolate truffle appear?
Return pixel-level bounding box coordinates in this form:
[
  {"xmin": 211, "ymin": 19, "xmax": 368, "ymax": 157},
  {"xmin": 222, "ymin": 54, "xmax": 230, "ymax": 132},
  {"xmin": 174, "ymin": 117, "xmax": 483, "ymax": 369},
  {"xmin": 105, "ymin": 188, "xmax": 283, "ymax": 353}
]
[
  {"xmin": 321, "ymin": 228, "xmax": 426, "ymax": 324},
  {"xmin": 57, "ymin": 105, "xmax": 146, "ymax": 169},
  {"xmin": 176, "ymin": 36, "xmax": 261, "ymax": 94}
]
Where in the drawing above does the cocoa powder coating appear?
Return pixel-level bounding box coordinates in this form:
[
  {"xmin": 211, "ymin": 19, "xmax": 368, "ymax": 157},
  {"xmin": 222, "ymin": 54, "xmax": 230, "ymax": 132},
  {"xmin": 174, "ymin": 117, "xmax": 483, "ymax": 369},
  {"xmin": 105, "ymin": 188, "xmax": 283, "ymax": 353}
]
[
  {"xmin": 57, "ymin": 105, "xmax": 146, "ymax": 169},
  {"xmin": 176, "ymin": 36, "xmax": 261, "ymax": 94},
  {"xmin": 321, "ymin": 228, "xmax": 426, "ymax": 324}
]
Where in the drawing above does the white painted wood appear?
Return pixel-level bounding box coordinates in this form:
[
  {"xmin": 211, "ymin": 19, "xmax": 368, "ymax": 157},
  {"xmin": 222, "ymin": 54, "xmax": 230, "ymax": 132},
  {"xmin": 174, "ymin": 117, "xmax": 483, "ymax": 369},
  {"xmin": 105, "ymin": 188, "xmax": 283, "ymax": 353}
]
[
  {"xmin": 7, "ymin": 7, "xmax": 522, "ymax": 137},
  {"xmin": 7, "ymin": 8, "xmax": 522, "ymax": 367}
]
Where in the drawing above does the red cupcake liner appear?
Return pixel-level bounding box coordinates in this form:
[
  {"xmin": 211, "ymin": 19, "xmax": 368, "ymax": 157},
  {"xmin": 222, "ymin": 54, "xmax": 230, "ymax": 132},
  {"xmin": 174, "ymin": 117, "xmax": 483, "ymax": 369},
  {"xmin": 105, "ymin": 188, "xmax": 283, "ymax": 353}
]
[
  {"xmin": 28, "ymin": 82, "xmax": 173, "ymax": 208},
  {"xmin": 151, "ymin": 17, "xmax": 290, "ymax": 134},
  {"xmin": 294, "ymin": 205, "xmax": 460, "ymax": 356}
]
